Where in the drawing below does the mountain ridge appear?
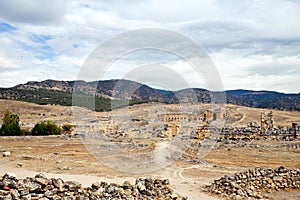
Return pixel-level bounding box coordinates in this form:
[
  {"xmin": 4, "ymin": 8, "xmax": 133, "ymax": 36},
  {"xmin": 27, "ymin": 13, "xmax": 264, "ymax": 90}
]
[
  {"xmin": 14, "ymin": 79, "xmax": 299, "ymax": 95},
  {"xmin": 0, "ymin": 79, "xmax": 299, "ymax": 111}
]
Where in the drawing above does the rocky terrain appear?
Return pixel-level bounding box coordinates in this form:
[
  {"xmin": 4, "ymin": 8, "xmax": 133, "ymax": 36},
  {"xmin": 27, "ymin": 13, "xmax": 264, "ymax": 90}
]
[
  {"xmin": 0, "ymin": 99, "xmax": 300, "ymax": 199},
  {"xmin": 0, "ymin": 79, "xmax": 299, "ymax": 111},
  {"xmin": 1, "ymin": 134, "xmax": 300, "ymax": 199},
  {"xmin": 209, "ymin": 166, "xmax": 300, "ymax": 199},
  {"xmin": 0, "ymin": 173, "xmax": 184, "ymax": 200}
]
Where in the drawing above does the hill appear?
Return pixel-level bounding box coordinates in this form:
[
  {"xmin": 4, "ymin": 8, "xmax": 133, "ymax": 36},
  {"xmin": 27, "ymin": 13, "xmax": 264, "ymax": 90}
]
[
  {"xmin": 0, "ymin": 79, "xmax": 299, "ymax": 111},
  {"xmin": 226, "ymin": 90, "xmax": 300, "ymax": 110}
]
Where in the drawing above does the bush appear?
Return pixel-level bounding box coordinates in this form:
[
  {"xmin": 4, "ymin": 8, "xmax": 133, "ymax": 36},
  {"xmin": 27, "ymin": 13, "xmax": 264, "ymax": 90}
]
[
  {"xmin": 62, "ymin": 124, "xmax": 72, "ymax": 132},
  {"xmin": 0, "ymin": 110, "xmax": 21, "ymax": 136},
  {"xmin": 20, "ymin": 129, "xmax": 31, "ymax": 136},
  {"xmin": 31, "ymin": 120, "xmax": 61, "ymax": 136}
]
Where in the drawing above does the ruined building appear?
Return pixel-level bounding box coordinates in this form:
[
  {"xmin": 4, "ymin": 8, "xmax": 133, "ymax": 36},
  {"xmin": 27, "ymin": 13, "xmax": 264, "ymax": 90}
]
[
  {"xmin": 158, "ymin": 110, "xmax": 216, "ymax": 137},
  {"xmin": 261, "ymin": 111, "xmax": 274, "ymax": 132}
]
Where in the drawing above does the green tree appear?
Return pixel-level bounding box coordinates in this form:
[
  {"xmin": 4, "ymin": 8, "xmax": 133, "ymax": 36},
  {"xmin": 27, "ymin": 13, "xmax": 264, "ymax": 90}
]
[
  {"xmin": 0, "ymin": 110, "xmax": 21, "ymax": 136},
  {"xmin": 31, "ymin": 120, "xmax": 61, "ymax": 136},
  {"xmin": 31, "ymin": 123, "xmax": 45, "ymax": 136}
]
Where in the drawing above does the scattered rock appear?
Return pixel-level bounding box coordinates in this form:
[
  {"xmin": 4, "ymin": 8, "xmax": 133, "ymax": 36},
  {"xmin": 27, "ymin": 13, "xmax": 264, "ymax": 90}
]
[
  {"xmin": 0, "ymin": 174, "xmax": 185, "ymax": 199},
  {"xmin": 10, "ymin": 189, "xmax": 19, "ymax": 199},
  {"xmin": 2, "ymin": 151, "xmax": 11, "ymax": 157},
  {"xmin": 35, "ymin": 174, "xmax": 49, "ymax": 186},
  {"xmin": 209, "ymin": 166, "xmax": 300, "ymax": 199},
  {"xmin": 162, "ymin": 179, "xmax": 170, "ymax": 185},
  {"xmin": 17, "ymin": 163, "xmax": 23, "ymax": 167},
  {"xmin": 62, "ymin": 166, "xmax": 70, "ymax": 170}
]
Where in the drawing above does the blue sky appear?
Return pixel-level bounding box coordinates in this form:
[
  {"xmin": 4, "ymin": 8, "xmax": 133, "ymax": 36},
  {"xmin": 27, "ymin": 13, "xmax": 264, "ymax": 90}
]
[
  {"xmin": 0, "ymin": 22, "xmax": 16, "ymax": 32},
  {"xmin": 0, "ymin": 0, "xmax": 299, "ymax": 93}
]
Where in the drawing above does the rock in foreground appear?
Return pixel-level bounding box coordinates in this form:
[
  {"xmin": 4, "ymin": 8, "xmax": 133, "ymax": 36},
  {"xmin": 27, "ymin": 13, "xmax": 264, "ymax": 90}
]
[
  {"xmin": 0, "ymin": 173, "xmax": 186, "ymax": 200},
  {"xmin": 209, "ymin": 166, "xmax": 300, "ymax": 199}
]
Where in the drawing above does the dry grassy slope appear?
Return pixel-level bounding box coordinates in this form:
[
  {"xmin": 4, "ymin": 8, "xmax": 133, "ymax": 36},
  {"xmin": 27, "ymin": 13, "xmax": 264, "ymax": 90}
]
[
  {"xmin": 225, "ymin": 104, "xmax": 300, "ymax": 127},
  {"xmin": 0, "ymin": 100, "xmax": 299, "ymax": 130},
  {"xmin": 0, "ymin": 100, "xmax": 89, "ymax": 129}
]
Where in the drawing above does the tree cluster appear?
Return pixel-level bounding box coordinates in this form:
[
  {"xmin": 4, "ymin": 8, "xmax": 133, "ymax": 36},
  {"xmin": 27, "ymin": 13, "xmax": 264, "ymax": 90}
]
[
  {"xmin": 0, "ymin": 110, "xmax": 64, "ymax": 136},
  {"xmin": 0, "ymin": 110, "xmax": 21, "ymax": 136},
  {"xmin": 31, "ymin": 120, "xmax": 61, "ymax": 136}
]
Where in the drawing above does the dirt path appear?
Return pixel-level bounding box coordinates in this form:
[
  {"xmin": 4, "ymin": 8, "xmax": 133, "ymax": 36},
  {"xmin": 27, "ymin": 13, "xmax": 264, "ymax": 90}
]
[{"xmin": 232, "ymin": 107, "xmax": 245, "ymax": 126}]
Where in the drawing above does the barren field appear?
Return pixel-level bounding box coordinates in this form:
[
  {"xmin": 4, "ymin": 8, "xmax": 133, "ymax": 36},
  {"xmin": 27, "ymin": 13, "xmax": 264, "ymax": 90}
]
[
  {"xmin": 1, "ymin": 100, "xmax": 300, "ymax": 129},
  {"xmin": 0, "ymin": 136, "xmax": 224, "ymax": 199},
  {"xmin": 205, "ymin": 141, "xmax": 300, "ymax": 169},
  {"xmin": 0, "ymin": 100, "xmax": 300, "ymax": 199},
  {"xmin": 1, "ymin": 136, "xmax": 300, "ymax": 199}
]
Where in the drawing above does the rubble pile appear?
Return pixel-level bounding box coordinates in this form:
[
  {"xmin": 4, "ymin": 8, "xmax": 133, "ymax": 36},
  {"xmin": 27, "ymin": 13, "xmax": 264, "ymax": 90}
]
[
  {"xmin": 209, "ymin": 166, "xmax": 300, "ymax": 199},
  {"xmin": 0, "ymin": 174, "xmax": 185, "ymax": 200}
]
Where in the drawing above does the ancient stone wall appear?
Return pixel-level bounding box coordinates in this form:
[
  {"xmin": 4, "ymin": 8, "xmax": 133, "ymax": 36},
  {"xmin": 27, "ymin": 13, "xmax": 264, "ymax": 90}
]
[
  {"xmin": 209, "ymin": 166, "xmax": 300, "ymax": 199},
  {"xmin": 0, "ymin": 174, "xmax": 185, "ymax": 200}
]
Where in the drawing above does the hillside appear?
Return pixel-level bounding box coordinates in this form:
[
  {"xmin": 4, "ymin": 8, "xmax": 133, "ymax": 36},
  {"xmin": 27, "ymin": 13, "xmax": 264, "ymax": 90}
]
[
  {"xmin": 226, "ymin": 90, "xmax": 300, "ymax": 110},
  {"xmin": 0, "ymin": 79, "xmax": 299, "ymax": 111}
]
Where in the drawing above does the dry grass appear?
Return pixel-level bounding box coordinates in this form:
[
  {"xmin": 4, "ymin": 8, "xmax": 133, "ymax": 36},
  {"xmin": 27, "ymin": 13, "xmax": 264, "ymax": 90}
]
[
  {"xmin": 204, "ymin": 141, "xmax": 300, "ymax": 169},
  {"xmin": 225, "ymin": 104, "xmax": 300, "ymax": 127},
  {"xmin": 0, "ymin": 100, "xmax": 300, "ymax": 199},
  {"xmin": 0, "ymin": 136, "xmax": 118, "ymax": 176},
  {"xmin": 1, "ymin": 100, "xmax": 299, "ymax": 128}
]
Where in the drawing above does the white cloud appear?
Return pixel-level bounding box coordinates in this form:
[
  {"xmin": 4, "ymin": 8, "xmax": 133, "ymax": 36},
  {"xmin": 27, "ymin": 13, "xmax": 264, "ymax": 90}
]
[
  {"xmin": 0, "ymin": 0, "xmax": 299, "ymax": 93},
  {"xmin": 0, "ymin": 0, "xmax": 66, "ymax": 25}
]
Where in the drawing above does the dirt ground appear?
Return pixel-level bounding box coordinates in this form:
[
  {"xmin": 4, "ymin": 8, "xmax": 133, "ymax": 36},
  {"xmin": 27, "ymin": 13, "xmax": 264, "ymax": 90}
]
[
  {"xmin": 205, "ymin": 141, "xmax": 300, "ymax": 169},
  {"xmin": 0, "ymin": 136, "xmax": 223, "ymax": 199},
  {"xmin": 1, "ymin": 100, "xmax": 300, "ymax": 129},
  {"xmin": 1, "ymin": 136, "xmax": 300, "ymax": 199},
  {"xmin": 0, "ymin": 100, "xmax": 300, "ymax": 199}
]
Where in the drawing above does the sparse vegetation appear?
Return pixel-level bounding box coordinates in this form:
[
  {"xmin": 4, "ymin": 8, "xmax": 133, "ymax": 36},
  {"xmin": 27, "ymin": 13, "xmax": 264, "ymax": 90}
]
[
  {"xmin": 0, "ymin": 88, "xmax": 149, "ymax": 112},
  {"xmin": 0, "ymin": 109, "xmax": 21, "ymax": 136},
  {"xmin": 62, "ymin": 123, "xmax": 73, "ymax": 133},
  {"xmin": 0, "ymin": 110, "xmax": 62, "ymax": 136},
  {"xmin": 0, "ymin": 79, "xmax": 299, "ymax": 111},
  {"xmin": 31, "ymin": 120, "xmax": 61, "ymax": 136}
]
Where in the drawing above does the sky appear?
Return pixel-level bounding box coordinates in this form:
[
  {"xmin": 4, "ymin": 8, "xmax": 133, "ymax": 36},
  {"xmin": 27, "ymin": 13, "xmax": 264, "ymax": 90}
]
[{"xmin": 0, "ymin": 0, "xmax": 299, "ymax": 93}]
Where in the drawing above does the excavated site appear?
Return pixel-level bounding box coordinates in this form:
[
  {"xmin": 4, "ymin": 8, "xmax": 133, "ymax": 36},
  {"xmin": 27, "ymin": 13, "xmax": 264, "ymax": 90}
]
[{"xmin": 0, "ymin": 99, "xmax": 300, "ymax": 199}]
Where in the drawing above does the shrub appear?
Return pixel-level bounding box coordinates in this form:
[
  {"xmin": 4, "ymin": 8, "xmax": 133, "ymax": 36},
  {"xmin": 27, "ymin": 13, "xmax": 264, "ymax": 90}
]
[
  {"xmin": 31, "ymin": 120, "xmax": 61, "ymax": 136},
  {"xmin": 62, "ymin": 124, "xmax": 72, "ymax": 132},
  {"xmin": 0, "ymin": 110, "xmax": 21, "ymax": 136},
  {"xmin": 20, "ymin": 129, "xmax": 31, "ymax": 136}
]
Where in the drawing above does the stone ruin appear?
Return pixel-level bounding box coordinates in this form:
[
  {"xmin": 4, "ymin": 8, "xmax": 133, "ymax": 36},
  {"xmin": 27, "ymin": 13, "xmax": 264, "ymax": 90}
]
[
  {"xmin": 215, "ymin": 111, "xmax": 299, "ymax": 142},
  {"xmin": 0, "ymin": 174, "xmax": 185, "ymax": 200},
  {"xmin": 71, "ymin": 106, "xmax": 299, "ymax": 167},
  {"xmin": 147, "ymin": 106, "xmax": 299, "ymax": 143},
  {"xmin": 208, "ymin": 166, "xmax": 300, "ymax": 199},
  {"xmin": 261, "ymin": 111, "xmax": 274, "ymax": 132}
]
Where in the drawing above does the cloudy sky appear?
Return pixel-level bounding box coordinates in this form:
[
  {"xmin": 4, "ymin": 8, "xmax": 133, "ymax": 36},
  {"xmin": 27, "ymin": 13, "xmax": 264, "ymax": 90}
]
[{"xmin": 0, "ymin": 0, "xmax": 299, "ymax": 93}]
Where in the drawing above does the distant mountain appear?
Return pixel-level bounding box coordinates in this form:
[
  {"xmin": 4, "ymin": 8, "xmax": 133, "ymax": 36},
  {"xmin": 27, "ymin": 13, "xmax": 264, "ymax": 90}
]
[
  {"xmin": 226, "ymin": 89, "xmax": 300, "ymax": 110},
  {"xmin": 0, "ymin": 79, "xmax": 299, "ymax": 111}
]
